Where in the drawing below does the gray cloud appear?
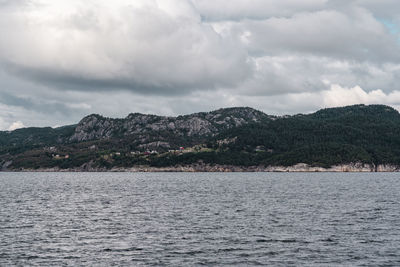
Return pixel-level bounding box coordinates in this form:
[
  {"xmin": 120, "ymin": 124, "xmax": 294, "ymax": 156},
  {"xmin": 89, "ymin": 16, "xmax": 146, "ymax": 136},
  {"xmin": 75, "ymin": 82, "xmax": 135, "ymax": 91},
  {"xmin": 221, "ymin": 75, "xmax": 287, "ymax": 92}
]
[
  {"xmin": 0, "ymin": 0, "xmax": 31, "ymax": 8},
  {"xmin": 228, "ymin": 8, "xmax": 400, "ymax": 63},
  {"xmin": 192, "ymin": 0, "xmax": 329, "ymax": 21},
  {"xmin": 0, "ymin": 0, "xmax": 400, "ymax": 130},
  {"xmin": 0, "ymin": 0, "xmax": 251, "ymax": 95},
  {"xmin": 354, "ymin": 0, "xmax": 400, "ymax": 19},
  {"xmin": 235, "ymin": 56, "xmax": 400, "ymax": 96}
]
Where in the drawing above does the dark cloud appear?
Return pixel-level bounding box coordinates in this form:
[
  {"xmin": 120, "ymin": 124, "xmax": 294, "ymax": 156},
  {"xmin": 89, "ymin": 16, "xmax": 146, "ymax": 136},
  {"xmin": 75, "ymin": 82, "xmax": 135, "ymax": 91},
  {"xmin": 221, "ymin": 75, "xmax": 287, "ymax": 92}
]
[
  {"xmin": 0, "ymin": 91, "xmax": 91, "ymax": 117},
  {"xmin": 3, "ymin": 60, "xmax": 250, "ymax": 96}
]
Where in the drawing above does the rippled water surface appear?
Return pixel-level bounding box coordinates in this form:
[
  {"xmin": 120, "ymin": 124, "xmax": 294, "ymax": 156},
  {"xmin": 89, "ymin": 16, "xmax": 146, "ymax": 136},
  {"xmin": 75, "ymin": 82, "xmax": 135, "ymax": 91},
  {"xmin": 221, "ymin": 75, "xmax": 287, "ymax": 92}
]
[{"xmin": 1, "ymin": 172, "xmax": 400, "ymax": 266}]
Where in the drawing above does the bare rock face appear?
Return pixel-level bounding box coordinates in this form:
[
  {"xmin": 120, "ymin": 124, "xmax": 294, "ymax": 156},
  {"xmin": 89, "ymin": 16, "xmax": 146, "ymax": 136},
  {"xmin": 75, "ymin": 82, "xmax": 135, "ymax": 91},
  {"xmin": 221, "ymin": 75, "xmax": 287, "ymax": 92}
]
[
  {"xmin": 69, "ymin": 107, "xmax": 270, "ymax": 142},
  {"xmin": 138, "ymin": 141, "xmax": 171, "ymax": 150},
  {"xmin": 174, "ymin": 117, "xmax": 215, "ymax": 136},
  {"xmin": 70, "ymin": 114, "xmax": 118, "ymax": 142}
]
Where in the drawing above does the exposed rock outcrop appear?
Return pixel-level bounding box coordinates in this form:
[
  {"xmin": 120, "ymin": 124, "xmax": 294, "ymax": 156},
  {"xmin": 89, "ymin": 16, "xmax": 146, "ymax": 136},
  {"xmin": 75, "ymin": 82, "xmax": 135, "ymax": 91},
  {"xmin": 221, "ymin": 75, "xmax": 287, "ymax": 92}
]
[
  {"xmin": 15, "ymin": 163, "xmax": 400, "ymax": 173},
  {"xmin": 70, "ymin": 107, "xmax": 270, "ymax": 142}
]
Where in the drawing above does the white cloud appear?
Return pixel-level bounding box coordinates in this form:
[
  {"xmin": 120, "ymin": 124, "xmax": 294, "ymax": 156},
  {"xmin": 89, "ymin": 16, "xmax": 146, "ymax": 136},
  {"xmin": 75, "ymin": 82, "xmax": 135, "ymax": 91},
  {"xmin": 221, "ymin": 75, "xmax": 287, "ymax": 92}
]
[
  {"xmin": 265, "ymin": 84, "xmax": 400, "ymax": 114},
  {"xmin": 0, "ymin": 0, "xmax": 400, "ymax": 127},
  {"xmin": 322, "ymin": 84, "xmax": 386, "ymax": 107},
  {"xmin": 0, "ymin": 0, "xmax": 251, "ymax": 93},
  {"xmin": 8, "ymin": 121, "xmax": 25, "ymax": 131}
]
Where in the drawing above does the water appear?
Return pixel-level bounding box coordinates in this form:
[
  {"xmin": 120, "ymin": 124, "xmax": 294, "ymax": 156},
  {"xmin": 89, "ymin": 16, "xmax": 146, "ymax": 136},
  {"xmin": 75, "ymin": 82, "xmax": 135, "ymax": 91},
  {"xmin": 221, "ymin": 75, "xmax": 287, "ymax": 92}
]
[{"xmin": 1, "ymin": 172, "xmax": 400, "ymax": 266}]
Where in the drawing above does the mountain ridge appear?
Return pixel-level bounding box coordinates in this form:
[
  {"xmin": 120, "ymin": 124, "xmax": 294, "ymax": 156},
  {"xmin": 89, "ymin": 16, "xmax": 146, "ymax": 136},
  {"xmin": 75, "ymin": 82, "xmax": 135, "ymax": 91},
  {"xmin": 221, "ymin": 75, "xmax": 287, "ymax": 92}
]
[
  {"xmin": 1, "ymin": 104, "xmax": 400, "ymax": 171},
  {"xmin": 70, "ymin": 106, "xmax": 270, "ymax": 142}
]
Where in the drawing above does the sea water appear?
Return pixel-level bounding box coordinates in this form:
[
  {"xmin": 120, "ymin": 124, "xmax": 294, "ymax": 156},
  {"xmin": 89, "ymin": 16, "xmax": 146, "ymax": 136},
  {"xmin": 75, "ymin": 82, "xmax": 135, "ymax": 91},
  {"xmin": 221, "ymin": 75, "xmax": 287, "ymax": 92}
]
[{"xmin": 1, "ymin": 172, "xmax": 400, "ymax": 266}]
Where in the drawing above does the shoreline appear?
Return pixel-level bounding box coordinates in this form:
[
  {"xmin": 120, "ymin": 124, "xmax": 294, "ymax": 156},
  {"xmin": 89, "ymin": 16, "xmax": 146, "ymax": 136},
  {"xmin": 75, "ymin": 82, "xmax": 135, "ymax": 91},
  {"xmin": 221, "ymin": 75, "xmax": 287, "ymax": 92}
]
[{"xmin": 3, "ymin": 163, "xmax": 400, "ymax": 172}]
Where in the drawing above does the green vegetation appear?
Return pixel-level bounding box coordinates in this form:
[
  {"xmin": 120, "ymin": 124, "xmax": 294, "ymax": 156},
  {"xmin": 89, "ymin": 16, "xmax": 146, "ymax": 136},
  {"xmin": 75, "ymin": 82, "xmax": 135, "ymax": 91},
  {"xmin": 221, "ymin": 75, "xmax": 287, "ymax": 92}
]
[
  {"xmin": 211, "ymin": 105, "xmax": 400, "ymax": 167},
  {"xmin": 1, "ymin": 104, "xmax": 400, "ymax": 170}
]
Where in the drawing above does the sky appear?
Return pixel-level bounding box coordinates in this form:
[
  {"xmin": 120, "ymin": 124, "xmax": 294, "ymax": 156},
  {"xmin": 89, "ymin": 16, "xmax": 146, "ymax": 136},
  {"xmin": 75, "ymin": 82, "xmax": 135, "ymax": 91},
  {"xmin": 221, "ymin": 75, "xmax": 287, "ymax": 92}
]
[{"xmin": 1, "ymin": 0, "xmax": 400, "ymax": 130}]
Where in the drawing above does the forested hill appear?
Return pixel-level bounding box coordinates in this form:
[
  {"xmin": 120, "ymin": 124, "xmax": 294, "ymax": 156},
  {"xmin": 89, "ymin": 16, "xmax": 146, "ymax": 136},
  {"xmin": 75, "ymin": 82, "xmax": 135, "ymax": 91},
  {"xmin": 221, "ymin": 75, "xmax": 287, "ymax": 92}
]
[
  {"xmin": 211, "ymin": 105, "xmax": 400, "ymax": 168},
  {"xmin": 1, "ymin": 104, "xmax": 400, "ymax": 171}
]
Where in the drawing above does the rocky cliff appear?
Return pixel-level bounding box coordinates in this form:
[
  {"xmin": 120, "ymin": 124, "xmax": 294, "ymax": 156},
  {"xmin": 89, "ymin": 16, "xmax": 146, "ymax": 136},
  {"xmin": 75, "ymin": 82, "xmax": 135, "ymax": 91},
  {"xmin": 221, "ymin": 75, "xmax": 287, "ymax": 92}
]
[
  {"xmin": 11, "ymin": 163, "xmax": 400, "ymax": 172},
  {"xmin": 70, "ymin": 107, "xmax": 270, "ymax": 142}
]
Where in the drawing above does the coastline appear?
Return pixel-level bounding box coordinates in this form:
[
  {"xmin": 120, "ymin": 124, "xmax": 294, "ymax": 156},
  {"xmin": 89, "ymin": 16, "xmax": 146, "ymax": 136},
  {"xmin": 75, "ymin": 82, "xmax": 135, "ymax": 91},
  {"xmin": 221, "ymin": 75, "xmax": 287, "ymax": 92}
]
[{"xmin": 4, "ymin": 163, "xmax": 400, "ymax": 172}]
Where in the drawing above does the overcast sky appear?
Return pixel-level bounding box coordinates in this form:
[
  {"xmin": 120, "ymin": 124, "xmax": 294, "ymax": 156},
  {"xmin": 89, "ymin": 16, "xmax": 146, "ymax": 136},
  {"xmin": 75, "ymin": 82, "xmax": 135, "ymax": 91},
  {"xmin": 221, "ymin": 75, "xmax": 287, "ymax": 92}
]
[{"xmin": 1, "ymin": 0, "xmax": 400, "ymax": 130}]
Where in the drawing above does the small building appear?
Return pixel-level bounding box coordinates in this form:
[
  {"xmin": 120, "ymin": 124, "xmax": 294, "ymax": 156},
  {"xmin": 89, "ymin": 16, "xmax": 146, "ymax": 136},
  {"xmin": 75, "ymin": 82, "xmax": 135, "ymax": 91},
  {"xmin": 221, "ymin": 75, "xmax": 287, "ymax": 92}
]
[{"xmin": 255, "ymin": 146, "xmax": 265, "ymax": 152}]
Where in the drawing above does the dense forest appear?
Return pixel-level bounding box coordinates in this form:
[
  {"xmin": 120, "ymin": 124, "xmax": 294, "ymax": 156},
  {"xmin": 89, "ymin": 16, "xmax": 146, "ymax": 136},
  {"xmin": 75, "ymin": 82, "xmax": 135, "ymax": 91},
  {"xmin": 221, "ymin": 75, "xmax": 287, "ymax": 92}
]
[{"xmin": 1, "ymin": 104, "xmax": 400, "ymax": 170}]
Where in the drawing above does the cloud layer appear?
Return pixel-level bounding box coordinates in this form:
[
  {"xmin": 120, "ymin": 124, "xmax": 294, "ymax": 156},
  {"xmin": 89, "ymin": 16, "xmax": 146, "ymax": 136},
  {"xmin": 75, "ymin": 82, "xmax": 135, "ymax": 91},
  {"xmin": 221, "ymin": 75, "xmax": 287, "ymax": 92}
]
[{"xmin": 0, "ymin": 0, "xmax": 400, "ymax": 129}]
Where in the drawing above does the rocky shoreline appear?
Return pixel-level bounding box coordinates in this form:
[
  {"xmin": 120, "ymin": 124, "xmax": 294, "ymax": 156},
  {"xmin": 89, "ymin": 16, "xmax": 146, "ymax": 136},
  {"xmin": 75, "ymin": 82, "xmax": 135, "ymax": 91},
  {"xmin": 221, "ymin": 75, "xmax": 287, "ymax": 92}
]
[{"xmin": 4, "ymin": 163, "xmax": 400, "ymax": 172}]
